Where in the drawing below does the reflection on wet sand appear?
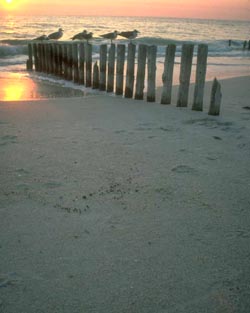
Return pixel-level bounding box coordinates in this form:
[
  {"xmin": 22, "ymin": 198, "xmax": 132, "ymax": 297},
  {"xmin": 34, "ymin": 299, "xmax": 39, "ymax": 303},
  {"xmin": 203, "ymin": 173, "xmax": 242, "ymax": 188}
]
[
  {"xmin": 0, "ymin": 73, "xmax": 85, "ymax": 101},
  {"xmin": 1, "ymin": 74, "xmax": 38, "ymax": 101}
]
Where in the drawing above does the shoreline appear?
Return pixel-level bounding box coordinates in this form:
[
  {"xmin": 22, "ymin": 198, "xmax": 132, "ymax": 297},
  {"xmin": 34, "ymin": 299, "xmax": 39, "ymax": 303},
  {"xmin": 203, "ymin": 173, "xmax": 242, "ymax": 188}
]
[{"xmin": 0, "ymin": 64, "xmax": 249, "ymax": 102}]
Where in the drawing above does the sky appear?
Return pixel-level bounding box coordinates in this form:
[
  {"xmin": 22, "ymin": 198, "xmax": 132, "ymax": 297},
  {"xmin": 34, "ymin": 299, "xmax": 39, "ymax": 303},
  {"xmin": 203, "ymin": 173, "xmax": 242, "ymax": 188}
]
[{"xmin": 0, "ymin": 0, "xmax": 249, "ymax": 21}]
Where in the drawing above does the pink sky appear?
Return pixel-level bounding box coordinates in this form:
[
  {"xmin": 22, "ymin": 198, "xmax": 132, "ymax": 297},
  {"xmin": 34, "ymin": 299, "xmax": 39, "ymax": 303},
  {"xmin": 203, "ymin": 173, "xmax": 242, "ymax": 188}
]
[{"xmin": 1, "ymin": 0, "xmax": 249, "ymax": 20}]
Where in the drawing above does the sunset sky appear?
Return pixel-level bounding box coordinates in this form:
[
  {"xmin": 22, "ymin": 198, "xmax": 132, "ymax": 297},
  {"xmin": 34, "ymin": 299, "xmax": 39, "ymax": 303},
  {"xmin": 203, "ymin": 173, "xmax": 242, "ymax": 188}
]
[{"xmin": 0, "ymin": 0, "xmax": 249, "ymax": 20}]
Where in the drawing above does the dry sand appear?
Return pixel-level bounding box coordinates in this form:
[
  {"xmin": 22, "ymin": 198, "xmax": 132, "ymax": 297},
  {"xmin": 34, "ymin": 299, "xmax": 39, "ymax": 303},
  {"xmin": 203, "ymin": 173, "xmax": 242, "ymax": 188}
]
[{"xmin": 0, "ymin": 76, "xmax": 250, "ymax": 313}]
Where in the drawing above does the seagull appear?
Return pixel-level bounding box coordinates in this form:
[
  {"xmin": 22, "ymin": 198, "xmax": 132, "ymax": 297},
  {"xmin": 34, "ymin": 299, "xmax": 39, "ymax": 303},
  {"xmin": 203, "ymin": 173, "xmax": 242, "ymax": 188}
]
[
  {"xmin": 119, "ymin": 29, "xmax": 139, "ymax": 42},
  {"xmin": 100, "ymin": 30, "xmax": 119, "ymax": 43},
  {"xmin": 82, "ymin": 32, "xmax": 93, "ymax": 43},
  {"xmin": 71, "ymin": 30, "xmax": 88, "ymax": 40},
  {"xmin": 48, "ymin": 28, "xmax": 64, "ymax": 40},
  {"xmin": 33, "ymin": 34, "xmax": 49, "ymax": 41}
]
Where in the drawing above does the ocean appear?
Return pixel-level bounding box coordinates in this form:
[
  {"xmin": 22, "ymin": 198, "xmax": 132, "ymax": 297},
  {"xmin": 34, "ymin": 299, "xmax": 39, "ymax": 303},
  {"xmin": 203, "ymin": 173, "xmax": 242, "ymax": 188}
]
[{"xmin": 0, "ymin": 15, "xmax": 249, "ymax": 100}]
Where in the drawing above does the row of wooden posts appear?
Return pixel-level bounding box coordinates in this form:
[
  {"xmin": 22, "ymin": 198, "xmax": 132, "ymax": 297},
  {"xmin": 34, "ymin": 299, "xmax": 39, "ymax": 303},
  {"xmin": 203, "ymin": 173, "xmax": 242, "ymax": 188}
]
[{"xmin": 26, "ymin": 42, "xmax": 221, "ymax": 115}]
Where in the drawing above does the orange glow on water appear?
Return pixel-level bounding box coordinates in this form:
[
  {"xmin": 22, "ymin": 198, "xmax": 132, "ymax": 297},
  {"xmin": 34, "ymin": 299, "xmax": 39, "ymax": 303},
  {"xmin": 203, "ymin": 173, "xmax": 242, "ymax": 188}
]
[
  {"xmin": 4, "ymin": 84, "xmax": 25, "ymax": 101},
  {"xmin": 0, "ymin": 74, "xmax": 38, "ymax": 101}
]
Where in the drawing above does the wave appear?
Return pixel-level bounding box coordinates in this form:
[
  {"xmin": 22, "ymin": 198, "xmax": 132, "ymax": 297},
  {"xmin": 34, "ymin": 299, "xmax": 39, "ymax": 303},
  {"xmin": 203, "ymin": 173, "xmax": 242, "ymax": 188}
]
[
  {"xmin": 0, "ymin": 43, "xmax": 28, "ymax": 58},
  {"xmin": 0, "ymin": 39, "xmax": 30, "ymax": 46},
  {"xmin": 0, "ymin": 37, "xmax": 249, "ymax": 64},
  {"xmin": 135, "ymin": 37, "xmax": 250, "ymax": 56}
]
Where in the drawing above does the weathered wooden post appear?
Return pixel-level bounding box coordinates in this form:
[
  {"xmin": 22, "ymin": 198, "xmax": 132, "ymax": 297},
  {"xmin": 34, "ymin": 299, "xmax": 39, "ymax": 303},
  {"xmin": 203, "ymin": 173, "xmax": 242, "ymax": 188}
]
[
  {"xmin": 147, "ymin": 45, "xmax": 157, "ymax": 102},
  {"xmin": 72, "ymin": 43, "xmax": 79, "ymax": 83},
  {"xmin": 57, "ymin": 44, "xmax": 63, "ymax": 76},
  {"xmin": 135, "ymin": 44, "xmax": 147, "ymax": 100},
  {"xmin": 41, "ymin": 44, "xmax": 46, "ymax": 73},
  {"xmin": 208, "ymin": 78, "xmax": 222, "ymax": 115},
  {"xmin": 33, "ymin": 43, "xmax": 39, "ymax": 71},
  {"xmin": 51, "ymin": 43, "xmax": 57, "ymax": 75},
  {"xmin": 99, "ymin": 44, "xmax": 107, "ymax": 91},
  {"xmin": 42, "ymin": 43, "xmax": 47, "ymax": 72},
  {"xmin": 37, "ymin": 43, "xmax": 43, "ymax": 71},
  {"xmin": 93, "ymin": 61, "xmax": 99, "ymax": 89},
  {"xmin": 26, "ymin": 43, "xmax": 33, "ymax": 71},
  {"xmin": 161, "ymin": 44, "xmax": 176, "ymax": 104},
  {"xmin": 107, "ymin": 44, "xmax": 116, "ymax": 92},
  {"xmin": 53, "ymin": 43, "xmax": 59, "ymax": 75},
  {"xmin": 177, "ymin": 44, "xmax": 194, "ymax": 107},
  {"xmin": 85, "ymin": 43, "xmax": 92, "ymax": 87},
  {"xmin": 62, "ymin": 44, "xmax": 68, "ymax": 79},
  {"xmin": 44, "ymin": 43, "xmax": 49, "ymax": 74},
  {"xmin": 79, "ymin": 43, "xmax": 85, "ymax": 85},
  {"xmin": 125, "ymin": 43, "xmax": 136, "ymax": 98},
  {"xmin": 48, "ymin": 43, "xmax": 53, "ymax": 74},
  {"xmin": 67, "ymin": 43, "xmax": 73, "ymax": 81},
  {"xmin": 116, "ymin": 44, "xmax": 125, "ymax": 95},
  {"xmin": 54, "ymin": 44, "xmax": 59, "ymax": 75},
  {"xmin": 42, "ymin": 43, "xmax": 46, "ymax": 73},
  {"xmin": 192, "ymin": 44, "xmax": 208, "ymax": 111}
]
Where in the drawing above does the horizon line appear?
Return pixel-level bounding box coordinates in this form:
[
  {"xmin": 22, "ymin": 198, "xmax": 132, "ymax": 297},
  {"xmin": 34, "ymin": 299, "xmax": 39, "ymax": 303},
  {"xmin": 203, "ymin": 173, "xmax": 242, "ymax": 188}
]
[{"xmin": 0, "ymin": 14, "xmax": 249, "ymax": 23}]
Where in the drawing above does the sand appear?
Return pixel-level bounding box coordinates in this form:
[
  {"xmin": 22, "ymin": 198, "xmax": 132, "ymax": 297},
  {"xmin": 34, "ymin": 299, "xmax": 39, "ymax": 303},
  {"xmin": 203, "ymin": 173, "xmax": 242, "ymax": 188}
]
[{"xmin": 0, "ymin": 76, "xmax": 250, "ymax": 313}]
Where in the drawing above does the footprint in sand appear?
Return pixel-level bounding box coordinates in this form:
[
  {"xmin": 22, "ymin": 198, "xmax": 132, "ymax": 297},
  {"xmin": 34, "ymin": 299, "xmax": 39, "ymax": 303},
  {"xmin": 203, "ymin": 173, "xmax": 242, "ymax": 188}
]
[
  {"xmin": 171, "ymin": 165, "xmax": 196, "ymax": 174},
  {"xmin": 226, "ymin": 229, "xmax": 250, "ymax": 239},
  {"xmin": 44, "ymin": 181, "xmax": 63, "ymax": 189},
  {"xmin": 0, "ymin": 135, "xmax": 18, "ymax": 146},
  {"xmin": 0, "ymin": 272, "xmax": 20, "ymax": 288}
]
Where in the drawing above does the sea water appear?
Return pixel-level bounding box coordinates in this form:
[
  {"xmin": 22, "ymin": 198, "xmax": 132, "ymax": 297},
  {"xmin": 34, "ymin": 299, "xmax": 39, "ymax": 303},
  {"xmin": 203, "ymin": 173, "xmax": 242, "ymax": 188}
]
[{"xmin": 0, "ymin": 15, "xmax": 249, "ymax": 99}]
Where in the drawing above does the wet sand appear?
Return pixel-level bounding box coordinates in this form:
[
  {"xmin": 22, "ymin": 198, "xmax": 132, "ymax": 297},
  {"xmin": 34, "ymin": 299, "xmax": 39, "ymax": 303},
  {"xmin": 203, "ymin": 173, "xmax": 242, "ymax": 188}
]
[
  {"xmin": 0, "ymin": 76, "xmax": 250, "ymax": 312},
  {"xmin": 0, "ymin": 73, "xmax": 87, "ymax": 101}
]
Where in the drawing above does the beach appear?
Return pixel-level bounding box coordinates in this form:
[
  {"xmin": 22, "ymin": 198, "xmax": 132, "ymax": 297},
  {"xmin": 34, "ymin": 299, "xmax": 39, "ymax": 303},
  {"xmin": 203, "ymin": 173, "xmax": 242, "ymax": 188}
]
[{"xmin": 0, "ymin": 75, "xmax": 250, "ymax": 312}]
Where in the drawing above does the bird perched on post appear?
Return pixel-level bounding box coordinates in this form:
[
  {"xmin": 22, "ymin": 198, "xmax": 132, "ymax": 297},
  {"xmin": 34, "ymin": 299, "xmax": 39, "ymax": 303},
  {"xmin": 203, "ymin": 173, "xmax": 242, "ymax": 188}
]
[
  {"xmin": 33, "ymin": 34, "xmax": 49, "ymax": 41},
  {"xmin": 119, "ymin": 29, "xmax": 139, "ymax": 42},
  {"xmin": 71, "ymin": 30, "xmax": 88, "ymax": 40},
  {"xmin": 48, "ymin": 28, "xmax": 64, "ymax": 40},
  {"xmin": 82, "ymin": 32, "xmax": 93, "ymax": 43},
  {"xmin": 100, "ymin": 30, "xmax": 119, "ymax": 43}
]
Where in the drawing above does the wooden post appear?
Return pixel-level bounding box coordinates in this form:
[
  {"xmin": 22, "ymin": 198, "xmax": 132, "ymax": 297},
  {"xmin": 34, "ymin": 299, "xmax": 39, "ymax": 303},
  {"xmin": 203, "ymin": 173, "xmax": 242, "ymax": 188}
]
[
  {"xmin": 64, "ymin": 44, "xmax": 69, "ymax": 79},
  {"xmin": 44, "ymin": 43, "xmax": 50, "ymax": 74},
  {"xmin": 57, "ymin": 44, "xmax": 63, "ymax": 76},
  {"xmin": 99, "ymin": 44, "xmax": 107, "ymax": 91},
  {"xmin": 116, "ymin": 44, "xmax": 125, "ymax": 95},
  {"xmin": 51, "ymin": 43, "xmax": 57, "ymax": 75},
  {"xmin": 67, "ymin": 43, "xmax": 73, "ymax": 81},
  {"xmin": 147, "ymin": 45, "xmax": 157, "ymax": 102},
  {"xmin": 33, "ymin": 43, "xmax": 39, "ymax": 71},
  {"xmin": 62, "ymin": 44, "xmax": 67, "ymax": 79},
  {"xmin": 26, "ymin": 43, "xmax": 33, "ymax": 71},
  {"xmin": 79, "ymin": 43, "xmax": 85, "ymax": 85},
  {"xmin": 85, "ymin": 43, "xmax": 92, "ymax": 87},
  {"xmin": 37, "ymin": 43, "xmax": 42, "ymax": 72},
  {"xmin": 54, "ymin": 44, "xmax": 59, "ymax": 75},
  {"xmin": 161, "ymin": 44, "xmax": 176, "ymax": 104},
  {"xmin": 48, "ymin": 43, "xmax": 53, "ymax": 74},
  {"xmin": 107, "ymin": 44, "xmax": 116, "ymax": 92},
  {"xmin": 72, "ymin": 43, "xmax": 79, "ymax": 83},
  {"xmin": 50, "ymin": 43, "xmax": 55, "ymax": 74},
  {"xmin": 177, "ymin": 44, "xmax": 194, "ymax": 107},
  {"xmin": 41, "ymin": 44, "xmax": 46, "ymax": 73},
  {"xmin": 53, "ymin": 43, "xmax": 59, "ymax": 75},
  {"xmin": 135, "ymin": 44, "xmax": 147, "ymax": 100},
  {"xmin": 208, "ymin": 78, "xmax": 222, "ymax": 116},
  {"xmin": 192, "ymin": 44, "xmax": 208, "ymax": 111},
  {"xmin": 41, "ymin": 43, "xmax": 45, "ymax": 72},
  {"xmin": 49, "ymin": 43, "xmax": 54, "ymax": 74},
  {"xmin": 93, "ymin": 61, "xmax": 99, "ymax": 89},
  {"xmin": 125, "ymin": 43, "xmax": 136, "ymax": 98}
]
